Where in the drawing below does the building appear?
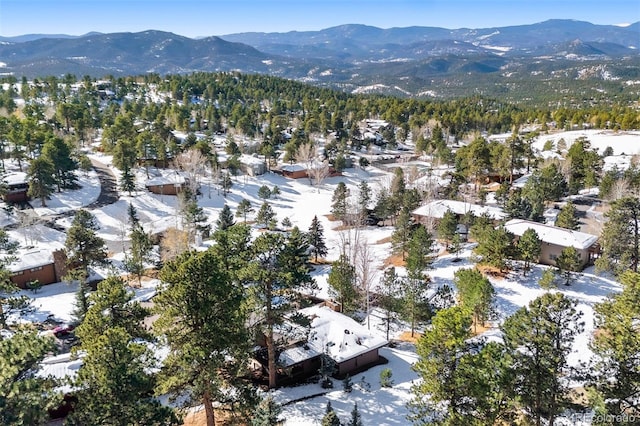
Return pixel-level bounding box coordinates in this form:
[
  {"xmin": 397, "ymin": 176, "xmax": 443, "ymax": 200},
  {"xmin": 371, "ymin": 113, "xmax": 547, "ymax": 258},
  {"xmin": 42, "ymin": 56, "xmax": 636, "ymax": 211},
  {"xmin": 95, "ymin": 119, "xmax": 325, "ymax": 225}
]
[
  {"xmin": 504, "ymin": 219, "xmax": 599, "ymax": 269},
  {"xmin": 412, "ymin": 199, "xmax": 506, "ymax": 227},
  {"xmin": 273, "ymin": 304, "xmax": 388, "ymax": 382},
  {"xmin": 239, "ymin": 154, "xmax": 266, "ymax": 176},
  {"xmin": 4, "ymin": 225, "xmax": 69, "ymax": 288},
  {"xmin": 3, "ymin": 171, "xmax": 29, "ymax": 203},
  {"xmin": 144, "ymin": 171, "xmax": 189, "ymax": 195}
]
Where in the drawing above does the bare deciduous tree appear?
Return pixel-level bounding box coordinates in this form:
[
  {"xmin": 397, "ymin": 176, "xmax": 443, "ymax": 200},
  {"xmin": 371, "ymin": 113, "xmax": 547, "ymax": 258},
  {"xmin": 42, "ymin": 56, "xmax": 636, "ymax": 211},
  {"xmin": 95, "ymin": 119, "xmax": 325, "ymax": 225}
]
[
  {"xmin": 160, "ymin": 227, "xmax": 189, "ymax": 262},
  {"xmin": 295, "ymin": 143, "xmax": 318, "ymax": 185},
  {"xmin": 172, "ymin": 148, "xmax": 207, "ymax": 195}
]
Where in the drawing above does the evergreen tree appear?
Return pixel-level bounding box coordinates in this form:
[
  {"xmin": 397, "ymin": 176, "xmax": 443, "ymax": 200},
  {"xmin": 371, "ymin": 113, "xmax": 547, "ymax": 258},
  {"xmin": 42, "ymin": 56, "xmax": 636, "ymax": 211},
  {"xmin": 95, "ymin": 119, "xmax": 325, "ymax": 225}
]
[
  {"xmin": 409, "ymin": 306, "xmax": 475, "ymax": 423},
  {"xmin": 155, "ymin": 249, "xmax": 256, "ymax": 425},
  {"xmin": 216, "ymin": 204, "xmax": 235, "ymax": 231},
  {"xmin": 331, "ymin": 182, "xmax": 350, "ymax": 221},
  {"xmin": 321, "ymin": 401, "xmax": 341, "ymax": 426},
  {"xmin": 555, "ymin": 246, "xmax": 581, "ymax": 286},
  {"xmin": 502, "ymin": 293, "xmax": 584, "ymax": 426},
  {"xmin": 438, "ymin": 209, "xmax": 458, "ymax": 250},
  {"xmin": 328, "ymin": 254, "xmax": 357, "ymax": 313},
  {"xmin": 391, "ymin": 206, "xmax": 414, "ymax": 260},
  {"xmin": 380, "ymin": 368, "xmax": 394, "ymax": 388},
  {"xmin": 281, "ymin": 217, "xmax": 292, "ymax": 229},
  {"xmin": 236, "ymin": 198, "xmax": 254, "ymax": 222},
  {"xmin": 454, "ymin": 268, "xmax": 495, "ymax": 332},
  {"xmin": 590, "ymin": 271, "xmax": 640, "ymax": 418},
  {"xmin": 347, "ymin": 403, "xmax": 363, "ymax": 426},
  {"xmin": 41, "ymin": 135, "xmax": 78, "ymax": 190},
  {"xmin": 65, "ymin": 209, "xmax": 107, "ymax": 275},
  {"xmin": 517, "ymin": 228, "xmax": 541, "ymax": 274},
  {"xmin": 251, "ymin": 395, "xmax": 283, "ymax": 426},
  {"xmin": 596, "ymin": 197, "xmax": 640, "ymax": 275},
  {"xmin": 357, "ymin": 180, "xmax": 372, "ymax": 221},
  {"xmin": 256, "ymin": 201, "xmax": 276, "ymax": 229},
  {"xmin": 258, "ymin": 184, "xmax": 272, "ymax": 200},
  {"xmin": 308, "ymin": 215, "xmax": 328, "ymax": 262},
  {"xmin": 474, "ymin": 225, "xmax": 515, "ymax": 272},
  {"xmin": 538, "ymin": 268, "xmax": 556, "ymax": 290},
  {"xmin": 342, "ymin": 374, "xmax": 353, "ymax": 393},
  {"xmin": 27, "ymin": 156, "xmax": 56, "ymax": 207},
  {"xmin": 555, "ymin": 201, "xmax": 579, "ymax": 230},
  {"xmin": 0, "ymin": 330, "xmax": 59, "ymax": 425},
  {"xmin": 242, "ymin": 231, "xmax": 314, "ymax": 389},
  {"xmin": 378, "ymin": 267, "xmax": 401, "ymax": 341},
  {"xmin": 405, "ymin": 226, "xmax": 435, "ymax": 275}
]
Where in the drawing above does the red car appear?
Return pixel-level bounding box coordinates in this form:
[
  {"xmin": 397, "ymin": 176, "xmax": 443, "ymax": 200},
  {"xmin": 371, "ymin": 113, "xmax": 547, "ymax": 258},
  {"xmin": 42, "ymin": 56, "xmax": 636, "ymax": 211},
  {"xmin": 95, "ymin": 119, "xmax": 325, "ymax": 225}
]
[{"xmin": 53, "ymin": 323, "xmax": 75, "ymax": 338}]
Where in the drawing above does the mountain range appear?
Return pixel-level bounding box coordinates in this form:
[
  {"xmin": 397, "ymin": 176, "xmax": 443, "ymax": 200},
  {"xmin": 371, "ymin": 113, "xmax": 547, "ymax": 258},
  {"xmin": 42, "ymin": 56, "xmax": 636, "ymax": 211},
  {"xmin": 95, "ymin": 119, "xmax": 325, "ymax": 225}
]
[{"xmin": 1, "ymin": 20, "xmax": 638, "ymax": 101}]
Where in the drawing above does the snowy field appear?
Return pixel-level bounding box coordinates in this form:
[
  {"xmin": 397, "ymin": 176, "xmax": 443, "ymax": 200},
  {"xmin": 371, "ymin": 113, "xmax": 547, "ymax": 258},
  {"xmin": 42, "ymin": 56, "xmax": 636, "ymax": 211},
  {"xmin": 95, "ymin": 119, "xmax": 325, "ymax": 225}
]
[{"xmin": 7, "ymin": 128, "xmax": 638, "ymax": 425}]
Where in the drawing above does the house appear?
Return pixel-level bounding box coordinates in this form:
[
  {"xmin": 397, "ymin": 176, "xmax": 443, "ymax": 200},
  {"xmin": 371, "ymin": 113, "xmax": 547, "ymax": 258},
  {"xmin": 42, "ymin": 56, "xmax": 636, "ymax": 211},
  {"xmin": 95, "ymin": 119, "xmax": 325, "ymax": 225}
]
[
  {"xmin": 3, "ymin": 171, "xmax": 29, "ymax": 203},
  {"xmin": 144, "ymin": 171, "xmax": 189, "ymax": 195},
  {"xmin": 412, "ymin": 199, "xmax": 506, "ymax": 225},
  {"xmin": 239, "ymin": 154, "xmax": 266, "ymax": 176},
  {"xmin": 504, "ymin": 219, "xmax": 599, "ymax": 269},
  {"xmin": 4, "ymin": 225, "xmax": 69, "ymax": 288},
  {"xmin": 274, "ymin": 304, "xmax": 388, "ymax": 381},
  {"xmin": 279, "ymin": 163, "xmax": 308, "ymax": 179}
]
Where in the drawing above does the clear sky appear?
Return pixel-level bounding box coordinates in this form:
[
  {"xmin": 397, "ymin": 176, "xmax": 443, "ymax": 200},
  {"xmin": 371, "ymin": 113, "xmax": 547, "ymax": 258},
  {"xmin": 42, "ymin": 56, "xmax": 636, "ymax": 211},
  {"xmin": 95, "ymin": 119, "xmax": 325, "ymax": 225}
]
[{"xmin": 1, "ymin": 0, "xmax": 638, "ymax": 38}]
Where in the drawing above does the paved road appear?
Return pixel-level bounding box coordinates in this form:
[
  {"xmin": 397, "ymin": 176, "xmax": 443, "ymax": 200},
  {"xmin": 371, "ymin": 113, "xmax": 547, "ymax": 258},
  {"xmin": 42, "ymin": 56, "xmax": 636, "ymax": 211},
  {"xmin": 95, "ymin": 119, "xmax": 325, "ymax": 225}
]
[{"xmin": 86, "ymin": 158, "xmax": 119, "ymax": 208}]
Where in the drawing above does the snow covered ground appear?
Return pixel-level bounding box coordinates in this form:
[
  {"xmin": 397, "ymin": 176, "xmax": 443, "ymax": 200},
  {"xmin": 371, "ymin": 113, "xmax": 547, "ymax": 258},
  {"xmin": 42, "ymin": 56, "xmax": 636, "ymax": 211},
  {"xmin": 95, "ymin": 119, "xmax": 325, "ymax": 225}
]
[{"xmin": 6, "ymin": 128, "xmax": 637, "ymax": 425}]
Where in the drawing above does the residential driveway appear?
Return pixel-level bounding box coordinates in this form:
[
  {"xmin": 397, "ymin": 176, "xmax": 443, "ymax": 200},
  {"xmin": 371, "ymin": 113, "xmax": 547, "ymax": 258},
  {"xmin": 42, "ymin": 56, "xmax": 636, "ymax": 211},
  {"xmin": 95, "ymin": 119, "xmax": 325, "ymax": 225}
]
[{"xmin": 86, "ymin": 158, "xmax": 119, "ymax": 208}]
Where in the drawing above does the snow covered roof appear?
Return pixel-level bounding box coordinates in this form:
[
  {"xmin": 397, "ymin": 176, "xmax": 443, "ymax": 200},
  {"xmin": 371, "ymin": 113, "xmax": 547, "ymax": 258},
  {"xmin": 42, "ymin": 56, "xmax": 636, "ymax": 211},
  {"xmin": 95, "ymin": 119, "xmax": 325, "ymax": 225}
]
[
  {"xmin": 144, "ymin": 171, "xmax": 187, "ymax": 187},
  {"xmin": 4, "ymin": 225, "xmax": 66, "ymax": 272},
  {"xmin": 504, "ymin": 219, "xmax": 598, "ymax": 250},
  {"xmin": 278, "ymin": 305, "xmax": 387, "ymax": 367},
  {"xmin": 3, "ymin": 171, "xmax": 28, "ymax": 186},
  {"xmin": 281, "ymin": 163, "xmax": 307, "ymax": 172},
  {"xmin": 239, "ymin": 154, "xmax": 265, "ymax": 165},
  {"xmin": 412, "ymin": 199, "xmax": 506, "ymax": 220}
]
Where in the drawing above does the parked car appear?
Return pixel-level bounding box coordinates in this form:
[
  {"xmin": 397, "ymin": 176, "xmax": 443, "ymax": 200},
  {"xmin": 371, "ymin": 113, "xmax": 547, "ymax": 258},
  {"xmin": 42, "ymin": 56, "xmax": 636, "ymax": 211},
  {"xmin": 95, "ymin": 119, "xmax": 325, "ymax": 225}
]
[{"xmin": 53, "ymin": 323, "xmax": 75, "ymax": 338}]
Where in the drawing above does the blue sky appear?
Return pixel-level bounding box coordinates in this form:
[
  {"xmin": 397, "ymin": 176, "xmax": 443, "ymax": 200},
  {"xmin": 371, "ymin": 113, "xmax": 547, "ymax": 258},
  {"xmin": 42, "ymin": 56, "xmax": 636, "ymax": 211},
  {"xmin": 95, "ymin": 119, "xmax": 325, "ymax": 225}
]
[{"xmin": 1, "ymin": 0, "xmax": 638, "ymax": 37}]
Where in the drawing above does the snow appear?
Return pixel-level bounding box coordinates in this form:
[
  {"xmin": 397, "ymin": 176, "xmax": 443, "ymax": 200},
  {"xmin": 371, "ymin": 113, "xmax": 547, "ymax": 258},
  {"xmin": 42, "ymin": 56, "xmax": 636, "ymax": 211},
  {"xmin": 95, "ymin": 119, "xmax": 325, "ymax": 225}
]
[
  {"xmin": 295, "ymin": 305, "xmax": 388, "ymax": 364},
  {"xmin": 533, "ymin": 129, "xmax": 640, "ymax": 156},
  {"xmin": 412, "ymin": 199, "xmax": 506, "ymax": 220},
  {"xmin": 504, "ymin": 219, "xmax": 598, "ymax": 250},
  {"xmin": 7, "ymin": 127, "xmax": 635, "ymax": 424}
]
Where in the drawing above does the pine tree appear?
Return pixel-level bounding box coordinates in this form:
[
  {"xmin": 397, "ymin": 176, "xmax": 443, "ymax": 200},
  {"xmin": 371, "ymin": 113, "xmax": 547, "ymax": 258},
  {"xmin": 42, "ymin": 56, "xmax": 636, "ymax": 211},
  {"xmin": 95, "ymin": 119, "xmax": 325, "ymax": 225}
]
[
  {"xmin": 68, "ymin": 276, "xmax": 177, "ymax": 425},
  {"xmin": 331, "ymin": 182, "xmax": 349, "ymax": 221},
  {"xmin": 155, "ymin": 249, "xmax": 256, "ymax": 424},
  {"xmin": 538, "ymin": 268, "xmax": 556, "ymax": 290},
  {"xmin": 454, "ymin": 268, "xmax": 495, "ymax": 332},
  {"xmin": 502, "ymin": 292, "xmax": 584, "ymax": 426},
  {"xmin": 328, "ymin": 254, "xmax": 357, "ymax": 313},
  {"xmin": 124, "ymin": 224, "xmax": 154, "ymax": 286},
  {"xmin": 378, "ymin": 267, "xmax": 401, "ymax": 341},
  {"xmin": 216, "ymin": 204, "xmax": 235, "ymax": 231},
  {"xmin": 258, "ymin": 184, "xmax": 272, "ymax": 200},
  {"xmin": 474, "ymin": 225, "xmax": 515, "ymax": 272},
  {"xmin": 409, "ymin": 306, "xmax": 475, "ymax": 423},
  {"xmin": 347, "ymin": 403, "xmax": 363, "ymax": 426},
  {"xmin": 357, "ymin": 180, "xmax": 372, "ymax": 222},
  {"xmin": 590, "ymin": 271, "xmax": 640, "ymax": 418},
  {"xmin": 27, "ymin": 156, "xmax": 56, "ymax": 207},
  {"xmin": 65, "ymin": 209, "xmax": 107, "ymax": 275},
  {"xmin": 554, "ymin": 201, "xmax": 579, "ymax": 230},
  {"xmin": 391, "ymin": 206, "xmax": 414, "ymax": 260},
  {"xmin": 342, "ymin": 374, "xmax": 353, "ymax": 393},
  {"xmin": 236, "ymin": 198, "xmax": 254, "ymax": 222},
  {"xmin": 596, "ymin": 197, "xmax": 640, "ymax": 275},
  {"xmin": 308, "ymin": 215, "xmax": 328, "ymax": 262},
  {"xmin": 0, "ymin": 330, "xmax": 59, "ymax": 425},
  {"xmin": 405, "ymin": 226, "xmax": 435, "ymax": 274},
  {"xmin": 251, "ymin": 395, "xmax": 282, "ymax": 426},
  {"xmin": 555, "ymin": 246, "xmax": 581, "ymax": 286},
  {"xmin": 256, "ymin": 201, "xmax": 276, "ymax": 229},
  {"xmin": 321, "ymin": 401, "xmax": 341, "ymax": 426},
  {"xmin": 517, "ymin": 228, "xmax": 541, "ymax": 274},
  {"xmin": 120, "ymin": 167, "xmax": 136, "ymax": 194},
  {"xmin": 438, "ymin": 209, "xmax": 458, "ymax": 250},
  {"xmin": 380, "ymin": 368, "xmax": 394, "ymax": 388},
  {"xmin": 242, "ymin": 231, "xmax": 314, "ymax": 389}
]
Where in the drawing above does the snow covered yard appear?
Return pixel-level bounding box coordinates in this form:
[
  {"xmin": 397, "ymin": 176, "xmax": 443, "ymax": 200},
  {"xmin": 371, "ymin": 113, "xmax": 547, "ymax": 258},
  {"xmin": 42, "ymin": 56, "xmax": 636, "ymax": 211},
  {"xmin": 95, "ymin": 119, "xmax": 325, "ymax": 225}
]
[{"xmin": 5, "ymin": 128, "xmax": 639, "ymax": 425}]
